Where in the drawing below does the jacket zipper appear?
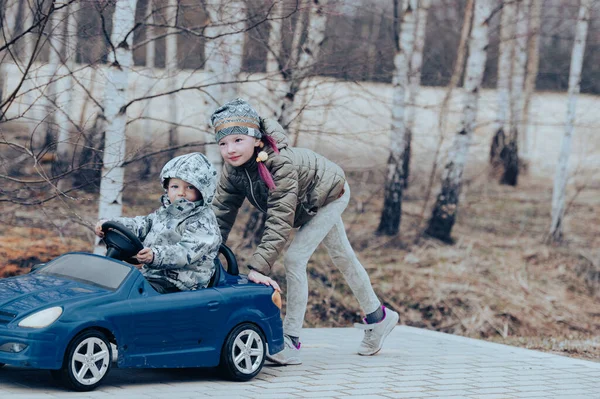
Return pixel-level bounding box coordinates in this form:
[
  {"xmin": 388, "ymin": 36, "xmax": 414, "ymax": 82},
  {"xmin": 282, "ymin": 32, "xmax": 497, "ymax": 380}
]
[{"xmin": 245, "ymin": 169, "xmax": 267, "ymax": 214}]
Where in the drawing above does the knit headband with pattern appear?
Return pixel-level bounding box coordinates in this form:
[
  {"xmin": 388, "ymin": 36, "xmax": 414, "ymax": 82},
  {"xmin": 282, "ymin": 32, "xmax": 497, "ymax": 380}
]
[{"xmin": 211, "ymin": 98, "xmax": 262, "ymax": 143}]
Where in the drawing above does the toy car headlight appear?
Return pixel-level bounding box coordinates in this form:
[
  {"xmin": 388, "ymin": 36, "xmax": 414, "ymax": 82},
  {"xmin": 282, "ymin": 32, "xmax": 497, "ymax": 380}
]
[{"xmin": 18, "ymin": 307, "xmax": 63, "ymax": 328}]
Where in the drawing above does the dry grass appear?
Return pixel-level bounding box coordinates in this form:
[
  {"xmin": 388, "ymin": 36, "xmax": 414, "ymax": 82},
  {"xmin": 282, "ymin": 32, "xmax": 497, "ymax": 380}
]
[
  {"xmin": 1, "ymin": 165, "xmax": 599, "ymax": 361},
  {"xmin": 0, "ymin": 227, "xmax": 89, "ymax": 274}
]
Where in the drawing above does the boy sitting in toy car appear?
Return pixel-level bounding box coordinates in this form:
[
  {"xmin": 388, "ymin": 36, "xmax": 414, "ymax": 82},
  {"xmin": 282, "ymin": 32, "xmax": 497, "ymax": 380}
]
[{"xmin": 95, "ymin": 153, "xmax": 222, "ymax": 293}]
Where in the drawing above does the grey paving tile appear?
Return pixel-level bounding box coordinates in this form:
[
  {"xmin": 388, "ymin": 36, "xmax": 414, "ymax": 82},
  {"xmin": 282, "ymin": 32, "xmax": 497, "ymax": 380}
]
[
  {"xmin": 294, "ymin": 392, "xmax": 341, "ymax": 398},
  {"xmin": 339, "ymin": 387, "xmax": 399, "ymax": 396},
  {"xmin": 426, "ymin": 396, "xmax": 470, "ymax": 399},
  {"xmin": 509, "ymin": 393, "xmax": 552, "ymax": 398},
  {"xmin": 299, "ymin": 384, "xmax": 348, "ymax": 392},
  {"xmin": 384, "ymin": 392, "xmax": 434, "ymax": 398},
  {"xmin": 468, "ymin": 387, "xmax": 517, "ymax": 394},
  {"xmin": 0, "ymin": 395, "xmax": 60, "ymax": 399},
  {"xmin": 544, "ymin": 388, "xmax": 600, "ymax": 396}
]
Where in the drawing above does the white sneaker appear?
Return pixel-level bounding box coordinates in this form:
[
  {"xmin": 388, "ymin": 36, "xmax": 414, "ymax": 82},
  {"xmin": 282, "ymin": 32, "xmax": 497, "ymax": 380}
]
[
  {"xmin": 354, "ymin": 307, "xmax": 399, "ymax": 356},
  {"xmin": 266, "ymin": 335, "xmax": 302, "ymax": 365}
]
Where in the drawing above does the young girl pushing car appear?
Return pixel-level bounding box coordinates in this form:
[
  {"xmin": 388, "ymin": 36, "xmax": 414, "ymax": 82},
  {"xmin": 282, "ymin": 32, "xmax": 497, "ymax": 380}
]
[{"xmin": 210, "ymin": 98, "xmax": 399, "ymax": 365}]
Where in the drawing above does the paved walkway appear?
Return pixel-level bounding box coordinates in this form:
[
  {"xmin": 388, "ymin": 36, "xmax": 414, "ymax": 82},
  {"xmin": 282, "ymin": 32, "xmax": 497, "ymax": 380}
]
[{"xmin": 1, "ymin": 326, "xmax": 599, "ymax": 398}]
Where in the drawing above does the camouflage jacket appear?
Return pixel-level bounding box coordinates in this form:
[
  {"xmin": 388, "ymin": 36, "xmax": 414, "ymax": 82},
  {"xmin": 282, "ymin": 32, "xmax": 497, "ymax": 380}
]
[{"xmin": 113, "ymin": 153, "xmax": 221, "ymax": 290}]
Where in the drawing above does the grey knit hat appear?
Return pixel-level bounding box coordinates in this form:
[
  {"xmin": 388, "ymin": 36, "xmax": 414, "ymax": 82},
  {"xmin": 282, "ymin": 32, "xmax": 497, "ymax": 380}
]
[{"xmin": 211, "ymin": 98, "xmax": 262, "ymax": 143}]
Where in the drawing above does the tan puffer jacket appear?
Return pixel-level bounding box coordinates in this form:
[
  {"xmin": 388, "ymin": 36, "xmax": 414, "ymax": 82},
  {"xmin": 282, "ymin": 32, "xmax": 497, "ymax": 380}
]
[{"xmin": 212, "ymin": 118, "xmax": 346, "ymax": 275}]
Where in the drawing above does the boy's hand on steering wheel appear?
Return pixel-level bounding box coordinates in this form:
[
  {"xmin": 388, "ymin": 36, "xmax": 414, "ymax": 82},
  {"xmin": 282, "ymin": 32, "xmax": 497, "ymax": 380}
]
[
  {"xmin": 136, "ymin": 247, "xmax": 154, "ymax": 264},
  {"xmin": 248, "ymin": 269, "xmax": 281, "ymax": 292},
  {"xmin": 94, "ymin": 219, "xmax": 108, "ymax": 238}
]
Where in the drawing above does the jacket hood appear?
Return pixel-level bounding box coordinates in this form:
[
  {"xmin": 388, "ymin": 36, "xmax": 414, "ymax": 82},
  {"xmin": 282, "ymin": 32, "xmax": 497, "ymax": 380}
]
[
  {"xmin": 160, "ymin": 152, "xmax": 218, "ymax": 205},
  {"xmin": 261, "ymin": 118, "xmax": 289, "ymax": 151}
]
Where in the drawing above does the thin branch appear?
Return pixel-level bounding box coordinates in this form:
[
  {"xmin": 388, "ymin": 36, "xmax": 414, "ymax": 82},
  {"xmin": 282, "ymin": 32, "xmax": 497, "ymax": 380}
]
[
  {"xmin": 0, "ymin": 0, "xmax": 76, "ymax": 53},
  {"xmin": 121, "ymin": 141, "xmax": 205, "ymax": 166},
  {"xmin": 0, "ymin": 1, "xmax": 56, "ymax": 117}
]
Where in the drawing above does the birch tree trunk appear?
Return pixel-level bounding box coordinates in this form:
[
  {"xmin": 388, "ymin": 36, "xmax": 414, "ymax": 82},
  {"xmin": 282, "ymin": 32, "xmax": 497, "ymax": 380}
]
[
  {"xmin": 376, "ymin": 0, "xmax": 416, "ymax": 236},
  {"xmin": 53, "ymin": 2, "xmax": 79, "ymax": 182},
  {"xmin": 489, "ymin": 0, "xmax": 515, "ymax": 170},
  {"xmin": 203, "ymin": 0, "xmax": 247, "ymax": 171},
  {"xmin": 265, "ymin": 0, "xmax": 283, "ymax": 118},
  {"xmin": 549, "ymin": 0, "xmax": 591, "ymax": 243},
  {"xmin": 416, "ymin": 0, "xmax": 473, "ymax": 233},
  {"xmin": 404, "ymin": 0, "xmax": 430, "ymax": 188},
  {"xmin": 277, "ymin": 0, "xmax": 328, "ymax": 131},
  {"xmin": 94, "ymin": 0, "xmax": 138, "ymax": 254},
  {"xmin": 141, "ymin": 0, "xmax": 155, "ymax": 178},
  {"xmin": 425, "ymin": 0, "xmax": 492, "ymax": 243},
  {"xmin": 520, "ymin": 0, "xmax": 542, "ymax": 170},
  {"xmin": 366, "ymin": 12, "xmax": 384, "ymax": 81},
  {"xmin": 285, "ymin": 0, "xmax": 307, "ymax": 80},
  {"xmin": 501, "ymin": 0, "xmax": 530, "ymax": 186},
  {"xmin": 165, "ymin": 0, "xmax": 179, "ymax": 157},
  {"xmin": 243, "ymin": 0, "xmax": 285, "ymax": 247},
  {"xmin": 44, "ymin": 7, "xmax": 66, "ymax": 154},
  {"xmin": 21, "ymin": 2, "xmax": 43, "ymax": 150}
]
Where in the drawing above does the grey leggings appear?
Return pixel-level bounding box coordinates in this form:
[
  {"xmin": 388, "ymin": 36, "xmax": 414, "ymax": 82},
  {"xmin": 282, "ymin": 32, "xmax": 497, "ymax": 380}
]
[{"xmin": 282, "ymin": 182, "xmax": 381, "ymax": 337}]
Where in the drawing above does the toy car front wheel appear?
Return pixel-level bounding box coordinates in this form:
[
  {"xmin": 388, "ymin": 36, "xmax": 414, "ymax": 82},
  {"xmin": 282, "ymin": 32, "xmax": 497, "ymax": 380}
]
[
  {"xmin": 220, "ymin": 323, "xmax": 266, "ymax": 381},
  {"xmin": 52, "ymin": 330, "xmax": 112, "ymax": 391}
]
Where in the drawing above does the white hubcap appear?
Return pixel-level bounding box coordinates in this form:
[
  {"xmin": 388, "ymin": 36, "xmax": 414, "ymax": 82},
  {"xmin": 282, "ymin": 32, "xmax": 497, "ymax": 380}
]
[
  {"xmin": 71, "ymin": 337, "xmax": 110, "ymax": 385},
  {"xmin": 232, "ymin": 329, "xmax": 264, "ymax": 374}
]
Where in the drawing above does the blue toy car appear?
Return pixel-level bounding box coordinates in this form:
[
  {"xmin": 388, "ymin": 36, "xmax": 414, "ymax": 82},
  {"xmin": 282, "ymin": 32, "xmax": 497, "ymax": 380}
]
[{"xmin": 0, "ymin": 222, "xmax": 284, "ymax": 391}]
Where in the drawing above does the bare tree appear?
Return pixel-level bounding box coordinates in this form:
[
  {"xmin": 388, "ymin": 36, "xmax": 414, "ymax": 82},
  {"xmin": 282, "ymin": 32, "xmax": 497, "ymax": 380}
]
[
  {"xmin": 203, "ymin": 0, "xmax": 247, "ymax": 170},
  {"xmin": 94, "ymin": 0, "xmax": 139, "ymax": 254},
  {"xmin": 277, "ymin": 0, "xmax": 328, "ymax": 131},
  {"xmin": 548, "ymin": 0, "xmax": 592, "ymax": 243},
  {"xmin": 520, "ymin": 0, "xmax": 542, "ymax": 169},
  {"xmin": 43, "ymin": 5, "xmax": 67, "ymax": 154},
  {"xmin": 49, "ymin": 2, "xmax": 80, "ymax": 181},
  {"xmin": 376, "ymin": 0, "xmax": 417, "ymax": 236},
  {"xmin": 265, "ymin": 0, "xmax": 284, "ymax": 117},
  {"xmin": 500, "ymin": 0, "xmax": 530, "ymax": 186},
  {"xmin": 240, "ymin": 0, "xmax": 286, "ymax": 247},
  {"xmin": 141, "ymin": 0, "xmax": 156, "ymax": 177},
  {"xmin": 415, "ymin": 0, "xmax": 474, "ymax": 236},
  {"xmin": 489, "ymin": 0, "xmax": 515, "ymax": 172},
  {"xmin": 0, "ymin": 0, "xmax": 20, "ymax": 114},
  {"xmin": 165, "ymin": 0, "xmax": 180, "ymax": 157},
  {"xmin": 21, "ymin": 0, "xmax": 43, "ymax": 149},
  {"xmin": 404, "ymin": 0, "xmax": 430, "ymax": 188},
  {"xmin": 424, "ymin": 0, "xmax": 493, "ymax": 243}
]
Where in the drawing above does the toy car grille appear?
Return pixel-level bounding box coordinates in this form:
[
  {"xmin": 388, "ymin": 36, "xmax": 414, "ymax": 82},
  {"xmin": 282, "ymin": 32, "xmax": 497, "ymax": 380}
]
[{"xmin": 0, "ymin": 310, "xmax": 16, "ymax": 325}]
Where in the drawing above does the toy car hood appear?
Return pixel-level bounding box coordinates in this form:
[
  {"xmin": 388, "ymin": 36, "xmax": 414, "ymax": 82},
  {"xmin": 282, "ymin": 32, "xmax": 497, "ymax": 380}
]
[{"xmin": 0, "ymin": 274, "xmax": 107, "ymax": 320}]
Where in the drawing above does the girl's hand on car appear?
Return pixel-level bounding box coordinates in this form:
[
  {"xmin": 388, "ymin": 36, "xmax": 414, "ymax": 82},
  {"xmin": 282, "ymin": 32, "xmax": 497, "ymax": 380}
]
[
  {"xmin": 94, "ymin": 219, "xmax": 107, "ymax": 237},
  {"xmin": 248, "ymin": 270, "xmax": 281, "ymax": 292},
  {"xmin": 136, "ymin": 247, "xmax": 154, "ymax": 264}
]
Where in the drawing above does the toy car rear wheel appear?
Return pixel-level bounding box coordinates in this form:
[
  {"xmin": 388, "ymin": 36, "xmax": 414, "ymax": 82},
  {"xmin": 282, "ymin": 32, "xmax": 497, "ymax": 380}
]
[
  {"xmin": 52, "ymin": 330, "xmax": 112, "ymax": 391},
  {"xmin": 220, "ymin": 323, "xmax": 266, "ymax": 381}
]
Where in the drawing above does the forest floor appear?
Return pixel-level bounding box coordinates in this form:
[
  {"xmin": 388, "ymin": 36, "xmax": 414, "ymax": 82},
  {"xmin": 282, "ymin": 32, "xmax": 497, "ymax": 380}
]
[{"xmin": 1, "ymin": 164, "xmax": 599, "ymax": 362}]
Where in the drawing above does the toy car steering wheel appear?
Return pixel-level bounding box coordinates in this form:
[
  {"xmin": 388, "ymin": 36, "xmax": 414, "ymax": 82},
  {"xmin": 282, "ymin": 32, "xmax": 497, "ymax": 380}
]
[{"xmin": 101, "ymin": 221, "xmax": 144, "ymax": 261}]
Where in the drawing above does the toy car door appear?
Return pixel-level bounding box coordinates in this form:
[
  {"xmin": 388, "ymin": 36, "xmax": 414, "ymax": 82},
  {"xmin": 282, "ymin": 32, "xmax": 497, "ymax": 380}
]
[{"xmin": 120, "ymin": 285, "xmax": 226, "ymax": 368}]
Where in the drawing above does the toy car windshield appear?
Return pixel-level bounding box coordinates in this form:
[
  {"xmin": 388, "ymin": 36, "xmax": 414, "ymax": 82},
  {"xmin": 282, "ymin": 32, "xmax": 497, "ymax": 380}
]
[{"xmin": 37, "ymin": 254, "xmax": 131, "ymax": 291}]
